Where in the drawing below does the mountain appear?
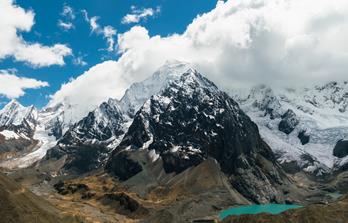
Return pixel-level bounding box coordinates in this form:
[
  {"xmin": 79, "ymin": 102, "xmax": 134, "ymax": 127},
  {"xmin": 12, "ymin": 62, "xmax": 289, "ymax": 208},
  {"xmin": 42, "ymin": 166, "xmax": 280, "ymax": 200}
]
[
  {"xmin": 0, "ymin": 101, "xmax": 65, "ymax": 169},
  {"xmin": 106, "ymin": 69, "xmax": 290, "ymax": 203},
  {"xmin": 59, "ymin": 61, "xmax": 191, "ymax": 148},
  {"xmin": 0, "ymin": 99, "xmax": 37, "ymax": 138},
  {"xmin": 234, "ymin": 82, "xmax": 348, "ymax": 176},
  {"xmin": 0, "ymin": 100, "xmax": 39, "ymax": 164},
  {"xmin": 2, "ymin": 61, "xmax": 348, "ymax": 180}
]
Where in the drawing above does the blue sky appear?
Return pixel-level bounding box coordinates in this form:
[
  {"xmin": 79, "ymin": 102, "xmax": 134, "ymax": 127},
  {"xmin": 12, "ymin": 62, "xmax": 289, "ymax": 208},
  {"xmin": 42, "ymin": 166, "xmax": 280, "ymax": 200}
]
[{"xmin": 0, "ymin": 0, "xmax": 217, "ymax": 108}]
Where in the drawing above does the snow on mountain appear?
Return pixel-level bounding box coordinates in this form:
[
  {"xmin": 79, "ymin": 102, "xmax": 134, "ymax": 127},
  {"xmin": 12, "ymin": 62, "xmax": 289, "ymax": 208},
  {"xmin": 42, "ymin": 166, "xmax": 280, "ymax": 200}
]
[
  {"xmin": 0, "ymin": 61, "xmax": 192, "ymax": 170},
  {"xmin": 0, "ymin": 130, "xmax": 20, "ymax": 140},
  {"xmin": 0, "ymin": 100, "xmax": 67, "ymax": 169},
  {"xmin": 119, "ymin": 60, "xmax": 191, "ymax": 116},
  {"xmin": 235, "ymin": 82, "xmax": 348, "ymax": 175},
  {"xmin": 59, "ymin": 60, "xmax": 191, "ymax": 147}
]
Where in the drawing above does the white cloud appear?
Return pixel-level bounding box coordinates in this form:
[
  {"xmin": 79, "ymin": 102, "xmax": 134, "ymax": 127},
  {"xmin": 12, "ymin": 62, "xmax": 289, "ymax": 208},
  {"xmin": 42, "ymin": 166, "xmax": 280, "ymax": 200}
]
[
  {"xmin": 48, "ymin": 61, "xmax": 128, "ymax": 122},
  {"xmin": 61, "ymin": 5, "xmax": 75, "ymax": 20},
  {"xmin": 50, "ymin": 0, "xmax": 348, "ymax": 123},
  {"xmin": 0, "ymin": 70, "xmax": 49, "ymax": 99},
  {"xmin": 122, "ymin": 6, "xmax": 161, "ymax": 24},
  {"xmin": 82, "ymin": 10, "xmax": 117, "ymax": 52},
  {"xmin": 89, "ymin": 16, "xmax": 100, "ymax": 33},
  {"xmin": 73, "ymin": 55, "xmax": 87, "ymax": 66},
  {"xmin": 103, "ymin": 26, "xmax": 117, "ymax": 52},
  {"xmin": 0, "ymin": 0, "xmax": 72, "ymax": 67},
  {"xmin": 58, "ymin": 20, "xmax": 74, "ymax": 31},
  {"xmin": 58, "ymin": 4, "xmax": 75, "ymax": 31}
]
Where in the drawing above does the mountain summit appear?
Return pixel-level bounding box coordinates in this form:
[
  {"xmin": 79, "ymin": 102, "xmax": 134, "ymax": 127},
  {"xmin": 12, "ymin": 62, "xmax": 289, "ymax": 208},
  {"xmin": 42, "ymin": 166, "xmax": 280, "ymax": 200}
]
[{"xmin": 106, "ymin": 68, "xmax": 289, "ymax": 203}]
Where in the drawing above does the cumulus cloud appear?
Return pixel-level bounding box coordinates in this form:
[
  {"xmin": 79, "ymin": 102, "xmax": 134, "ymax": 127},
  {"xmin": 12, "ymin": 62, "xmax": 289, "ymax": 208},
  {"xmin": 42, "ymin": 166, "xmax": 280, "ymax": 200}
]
[
  {"xmin": 0, "ymin": 0, "xmax": 72, "ymax": 67},
  {"xmin": 82, "ymin": 10, "xmax": 117, "ymax": 52},
  {"xmin": 122, "ymin": 6, "xmax": 161, "ymax": 24},
  {"xmin": 0, "ymin": 69, "xmax": 49, "ymax": 99},
  {"xmin": 48, "ymin": 61, "xmax": 128, "ymax": 121},
  {"xmin": 49, "ymin": 0, "xmax": 348, "ymax": 122}
]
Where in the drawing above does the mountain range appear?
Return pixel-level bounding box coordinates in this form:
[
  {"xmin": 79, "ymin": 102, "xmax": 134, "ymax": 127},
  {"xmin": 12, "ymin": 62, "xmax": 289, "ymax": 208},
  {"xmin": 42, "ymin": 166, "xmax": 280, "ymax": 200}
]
[{"xmin": 1, "ymin": 61, "xmax": 348, "ymax": 222}]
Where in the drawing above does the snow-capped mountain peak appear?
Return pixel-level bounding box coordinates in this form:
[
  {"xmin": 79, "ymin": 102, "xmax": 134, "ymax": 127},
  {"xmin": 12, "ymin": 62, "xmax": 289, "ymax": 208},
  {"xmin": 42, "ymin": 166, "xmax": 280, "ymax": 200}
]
[
  {"xmin": 119, "ymin": 60, "xmax": 192, "ymax": 116},
  {"xmin": 0, "ymin": 99, "xmax": 38, "ymax": 131},
  {"xmin": 56, "ymin": 61, "xmax": 192, "ymax": 149}
]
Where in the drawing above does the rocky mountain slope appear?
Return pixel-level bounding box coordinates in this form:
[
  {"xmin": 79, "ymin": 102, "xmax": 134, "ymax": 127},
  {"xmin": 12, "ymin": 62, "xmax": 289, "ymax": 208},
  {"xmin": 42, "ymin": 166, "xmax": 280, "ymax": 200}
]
[
  {"xmin": 0, "ymin": 172, "xmax": 79, "ymax": 223},
  {"xmin": 106, "ymin": 69, "xmax": 291, "ymax": 203}
]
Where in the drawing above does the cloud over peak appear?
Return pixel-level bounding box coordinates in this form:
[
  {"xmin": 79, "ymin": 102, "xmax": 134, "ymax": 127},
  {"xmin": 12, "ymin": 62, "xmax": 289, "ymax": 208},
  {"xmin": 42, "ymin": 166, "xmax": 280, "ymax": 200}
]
[{"xmin": 50, "ymin": 0, "xmax": 348, "ymax": 122}]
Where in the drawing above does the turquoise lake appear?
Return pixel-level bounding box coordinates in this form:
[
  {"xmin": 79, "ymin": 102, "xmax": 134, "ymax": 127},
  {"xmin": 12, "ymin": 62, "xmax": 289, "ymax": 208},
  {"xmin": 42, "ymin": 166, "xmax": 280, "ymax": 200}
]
[{"xmin": 219, "ymin": 204, "xmax": 302, "ymax": 219}]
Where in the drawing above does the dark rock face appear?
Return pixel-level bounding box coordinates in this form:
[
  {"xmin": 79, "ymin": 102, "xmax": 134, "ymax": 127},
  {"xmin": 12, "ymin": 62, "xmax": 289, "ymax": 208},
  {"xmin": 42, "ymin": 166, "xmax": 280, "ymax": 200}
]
[
  {"xmin": 45, "ymin": 145, "xmax": 110, "ymax": 174},
  {"xmin": 106, "ymin": 70, "xmax": 288, "ymax": 203},
  {"xmin": 278, "ymin": 109, "xmax": 299, "ymax": 134},
  {"xmin": 53, "ymin": 181, "xmax": 89, "ymax": 195},
  {"xmin": 0, "ymin": 135, "xmax": 34, "ymax": 154},
  {"xmin": 100, "ymin": 193, "xmax": 140, "ymax": 213},
  {"xmin": 47, "ymin": 118, "xmax": 63, "ymax": 139},
  {"xmin": 46, "ymin": 100, "xmax": 128, "ymax": 174},
  {"xmin": 333, "ymin": 140, "xmax": 348, "ymax": 158},
  {"xmin": 298, "ymin": 130, "xmax": 310, "ymax": 145},
  {"xmin": 105, "ymin": 151, "xmax": 143, "ymax": 181}
]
